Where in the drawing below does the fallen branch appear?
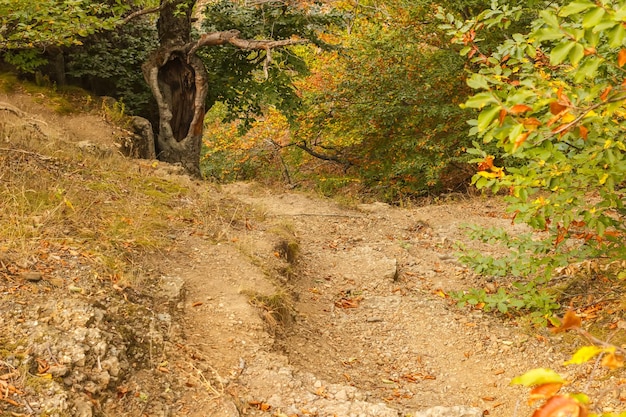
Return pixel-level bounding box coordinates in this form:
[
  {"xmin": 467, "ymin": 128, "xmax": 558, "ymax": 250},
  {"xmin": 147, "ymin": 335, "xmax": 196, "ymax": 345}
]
[{"xmin": 0, "ymin": 102, "xmax": 26, "ymax": 118}]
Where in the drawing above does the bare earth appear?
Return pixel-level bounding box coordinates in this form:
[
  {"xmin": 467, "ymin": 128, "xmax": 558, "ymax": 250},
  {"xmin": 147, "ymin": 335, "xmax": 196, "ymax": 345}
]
[{"xmin": 1, "ymin": 90, "xmax": 623, "ymax": 417}]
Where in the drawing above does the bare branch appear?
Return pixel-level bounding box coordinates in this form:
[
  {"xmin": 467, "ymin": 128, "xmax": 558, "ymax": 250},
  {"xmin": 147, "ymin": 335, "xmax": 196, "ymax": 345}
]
[
  {"xmin": 121, "ymin": 0, "xmax": 177, "ymax": 25},
  {"xmin": 187, "ymin": 30, "xmax": 308, "ymax": 58}
]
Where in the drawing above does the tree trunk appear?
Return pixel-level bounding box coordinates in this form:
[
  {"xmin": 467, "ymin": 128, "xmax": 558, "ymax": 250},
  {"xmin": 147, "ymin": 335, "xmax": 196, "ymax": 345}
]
[
  {"xmin": 141, "ymin": 0, "xmax": 307, "ymax": 176},
  {"xmin": 142, "ymin": 0, "xmax": 206, "ymax": 177}
]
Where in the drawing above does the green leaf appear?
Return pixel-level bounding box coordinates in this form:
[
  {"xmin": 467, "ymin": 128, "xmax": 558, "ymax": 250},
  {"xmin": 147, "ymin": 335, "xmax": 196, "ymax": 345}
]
[
  {"xmin": 511, "ymin": 368, "xmax": 566, "ymax": 387},
  {"xmin": 463, "ymin": 92, "xmax": 497, "ymax": 109},
  {"xmin": 539, "ymin": 10, "xmax": 560, "ymax": 29},
  {"xmin": 550, "ymin": 41, "xmax": 576, "ymax": 66},
  {"xmin": 569, "ymin": 43, "xmax": 584, "ymax": 66},
  {"xmin": 582, "ymin": 7, "xmax": 606, "ymax": 29},
  {"xmin": 558, "ymin": 0, "xmax": 596, "ymax": 17},
  {"xmin": 574, "ymin": 57, "xmax": 601, "ymax": 83},
  {"xmin": 534, "ymin": 28, "xmax": 566, "ymax": 42},
  {"xmin": 467, "ymin": 73, "xmax": 490, "ymax": 90},
  {"xmin": 608, "ymin": 23, "xmax": 626, "ymax": 48},
  {"xmin": 477, "ymin": 105, "xmax": 502, "ymax": 132},
  {"xmin": 564, "ymin": 345, "xmax": 610, "ymax": 365}
]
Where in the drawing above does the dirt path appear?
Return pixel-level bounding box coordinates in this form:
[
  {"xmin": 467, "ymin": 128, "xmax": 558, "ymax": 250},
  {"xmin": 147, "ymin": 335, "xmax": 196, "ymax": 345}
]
[
  {"xmin": 167, "ymin": 182, "xmax": 586, "ymax": 417},
  {"xmin": 2, "ymin": 88, "xmax": 621, "ymax": 417}
]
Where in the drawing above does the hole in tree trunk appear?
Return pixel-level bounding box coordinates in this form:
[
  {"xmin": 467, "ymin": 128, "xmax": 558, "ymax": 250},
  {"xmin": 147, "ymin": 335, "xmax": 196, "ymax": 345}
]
[{"xmin": 158, "ymin": 57, "xmax": 196, "ymax": 142}]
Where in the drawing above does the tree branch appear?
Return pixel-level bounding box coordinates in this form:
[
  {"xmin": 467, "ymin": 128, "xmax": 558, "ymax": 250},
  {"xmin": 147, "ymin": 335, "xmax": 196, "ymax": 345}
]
[
  {"xmin": 121, "ymin": 0, "xmax": 177, "ymax": 25},
  {"xmin": 187, "ymin": 30, "xmax": 308, "ymax": 59},
  {"xmin": 295, "ymin": 141, "xmax": 351, "ymax": 167}
]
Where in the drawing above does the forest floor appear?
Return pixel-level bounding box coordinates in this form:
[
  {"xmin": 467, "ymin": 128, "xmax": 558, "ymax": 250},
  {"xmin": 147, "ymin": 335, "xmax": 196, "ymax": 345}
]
[{"xmin": 0, "ymin": 84, "xmax": 624, "ymax": 417}]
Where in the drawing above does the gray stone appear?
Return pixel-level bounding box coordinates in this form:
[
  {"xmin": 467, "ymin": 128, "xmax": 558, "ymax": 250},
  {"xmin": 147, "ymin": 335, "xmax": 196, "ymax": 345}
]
[
  {"xmin": 412, "ymin": 406, "xmax": 484, "ymax": 417},
  {"xmin": 72, "ymin": 395, "xmax": 93, "ymax": 417},
  {"xmin": 159, "ymin": 275, "xmax": 185, "ymax": 301}
]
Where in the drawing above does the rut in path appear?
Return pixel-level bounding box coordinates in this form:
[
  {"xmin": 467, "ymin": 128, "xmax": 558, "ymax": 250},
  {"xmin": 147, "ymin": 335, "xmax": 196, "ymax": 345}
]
[{"xmin": 170, "ymin": 183, "xmax": 563, "ymax": 416}]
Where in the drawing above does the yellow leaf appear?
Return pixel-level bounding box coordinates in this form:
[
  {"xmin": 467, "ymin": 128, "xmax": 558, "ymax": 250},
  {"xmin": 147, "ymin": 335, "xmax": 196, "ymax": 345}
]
[
  {"xmin": 599, "ymin": 173, "xmax": 609, "ymax": 185},
  {"xmin": 564, "ymin": 345, "xmax": 611, "ymax": 365},
  {"xmin": 561, "ymin": 112, "xmax": 575, "ymax": 123}
]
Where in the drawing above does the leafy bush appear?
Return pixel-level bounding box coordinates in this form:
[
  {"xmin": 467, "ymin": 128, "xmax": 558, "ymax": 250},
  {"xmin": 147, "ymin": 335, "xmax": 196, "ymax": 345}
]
[
  {"xmin": 65, "ymin": 17, "xmax": 158, "ymax": 115},
  {"xmin": 441, "ymin": 0, "xmax": 626, "ymax": 317}
]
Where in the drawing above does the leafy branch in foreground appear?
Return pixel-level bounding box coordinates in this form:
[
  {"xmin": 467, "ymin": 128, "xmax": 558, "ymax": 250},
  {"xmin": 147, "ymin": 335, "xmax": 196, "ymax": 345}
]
[{"xmin": 513, "ymin": 311, "xmax": 626, "ymax": 417}]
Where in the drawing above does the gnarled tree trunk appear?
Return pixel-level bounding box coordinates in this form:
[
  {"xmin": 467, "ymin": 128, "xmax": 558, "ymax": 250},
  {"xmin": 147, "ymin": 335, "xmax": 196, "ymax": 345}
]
[
  {"xmin": 142, "ymin": 0, "xmax": 206, "ymax": 176},
  {"xmin": 141, "ymin": 0, "xmax": 307, "ymax": 176}
]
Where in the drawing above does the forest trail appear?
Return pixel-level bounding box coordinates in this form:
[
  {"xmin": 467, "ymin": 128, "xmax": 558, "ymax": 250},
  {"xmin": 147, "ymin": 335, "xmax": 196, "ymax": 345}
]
[
  {"xmin": 165, "ymin": 182, "xmax": 575, "ymax": 417},
  {"xmin": 1, "ymin": 89, "xmax": 619, "ymax": 417}
]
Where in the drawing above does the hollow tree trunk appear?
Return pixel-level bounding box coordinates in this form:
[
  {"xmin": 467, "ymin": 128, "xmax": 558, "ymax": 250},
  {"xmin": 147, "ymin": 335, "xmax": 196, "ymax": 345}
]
[
  {"xmin": 142, "ymin": 0, "xmax": 206, "ymax": 177},
  {"xmin": 141, "ymin": 0, "xmax": 306, "ymax": 176}
]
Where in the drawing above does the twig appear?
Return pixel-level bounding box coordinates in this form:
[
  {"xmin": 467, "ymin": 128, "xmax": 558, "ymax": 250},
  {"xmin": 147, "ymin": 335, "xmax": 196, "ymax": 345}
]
[{"xmin": 0, "ymin": 102, "xmax": 26, "ymax": 117}]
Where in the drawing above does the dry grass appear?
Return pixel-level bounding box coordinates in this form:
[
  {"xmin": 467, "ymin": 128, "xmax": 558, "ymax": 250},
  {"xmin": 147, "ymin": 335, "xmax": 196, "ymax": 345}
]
[{"xmin": 0, "ymin": 78, "xmax": 235, "ymax": 288}]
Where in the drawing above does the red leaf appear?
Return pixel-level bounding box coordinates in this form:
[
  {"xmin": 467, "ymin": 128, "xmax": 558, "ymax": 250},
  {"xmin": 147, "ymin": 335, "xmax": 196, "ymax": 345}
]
[
  {"xmin": 477, "ymin": 155, "xmax": 495, "ymax": 171},
  {"xmin": 499, "ymin": 109, "xmax": 507, "ymax": 126},
  {"xmin": 532, "ymin": 395, "xmax": 585, "ymax": 417},
  {"xmin": 523, "ymin": 118, "xmax": 543, "ymax": 127},
  {"xmin": 550, "ymin": 101, "xmax": 568, "ymax": 115},
  {"xmin": 513, "ymin": 132, "xmax": 530, "ymax": 152},
  {"xmin": 600, "ymin": 86, "xmax": 612, "ymax": 101}
]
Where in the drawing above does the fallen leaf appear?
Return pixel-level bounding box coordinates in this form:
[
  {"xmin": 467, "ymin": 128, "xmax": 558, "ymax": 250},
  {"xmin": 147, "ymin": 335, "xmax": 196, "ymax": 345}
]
[
  {"xmin": 601, "ymin": 353, "xmax": 624, "ymax": 370},
  {"xmin": 551, "ymin": 310, "xmax": 582, "ymax": 333}
]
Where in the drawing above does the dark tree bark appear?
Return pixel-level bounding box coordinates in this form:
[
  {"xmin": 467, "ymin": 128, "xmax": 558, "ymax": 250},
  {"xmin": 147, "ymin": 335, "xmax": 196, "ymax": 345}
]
[{"xmin": 141, "ymin": 0, "xmax": 306, "ymax": 177}]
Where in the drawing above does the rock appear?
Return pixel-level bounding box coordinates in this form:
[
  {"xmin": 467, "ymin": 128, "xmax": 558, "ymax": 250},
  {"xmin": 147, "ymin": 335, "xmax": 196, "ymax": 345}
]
[
  {"xmin": 49, "ymin": 365, "xmax": 69, "ymax": 377},
  {"xmin": 159, "ymin": 275, "xmax": 185, "ymax": 301},
  {"xmin": 72, "ymin": 395, "xmax": 93, "ymax": 417},
  {"xmin": 412, "ymin": 406, "xmax": 484, "ymax": 417}
]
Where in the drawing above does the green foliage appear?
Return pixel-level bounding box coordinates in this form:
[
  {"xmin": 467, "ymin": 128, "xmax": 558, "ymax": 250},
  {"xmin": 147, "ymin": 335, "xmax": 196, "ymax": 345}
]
[
  {"xmin": 292, "ymin": 0, "xmax": 476, "ymax": 198},
  {"xmin": 197, "ymin": 0, "xmax": 343, "ymax": 129},
  {"xmin": 64, "ymin": 16, "xmax": 158, "ymax": 114},
  {"xmin": 451, "ymin": 279, "xmax": 560, "ymax": 325},
  {"xmin": 0, "ymin": 0, "xmax": 148, "ymax": 71},
  {"xmin": 442, "ymin": 0, "xmax": 626, "ymax": 315}
]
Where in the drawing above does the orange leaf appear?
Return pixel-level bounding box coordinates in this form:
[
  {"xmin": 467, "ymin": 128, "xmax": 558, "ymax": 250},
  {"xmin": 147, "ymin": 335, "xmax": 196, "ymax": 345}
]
[
  {"xmin": 619, "ymin": 49, "xmax": 626, "ymax": 67},
  {"xmin": 583, "ymin": 47, "xmax": 596, "ymax": 56},
  {"xmin": 601, "ymin": 353, "xmax": 625, "ymax": 370},
  {"xmin": 529, "ymin": 383, "xmax": 564, "ymax": 405},
  {"xmin": 600, "ymin": 86, "xmax": 612, "ymax": 101},
  {"xmin": 551, "ymin": 310, "xmax": 582, "ymax": 334},
  {"xmin": 578, "ymin": 125, "xmax": 588, "ymax": 140},
  {"xmin": 523, "ymin": 117, "xmax": 543, "ymax": 127},
  {"xmin": 477, "ymin": 155, "xmax": 495, "ymax": 171},
  {"xmin": 510, "ymin": 104, "xmax": 533, "ymax": 114},
  {"xmin": 513, "ymin": 132, "xmax": 530, "ymax": 152},
  {"xmin": 550, "ymin": 101, "xmax": 568, "ymax": 115},
  {"xmin": 499, "ymin": 109, "xmax": 507, "ymax": 126},
  {"xmin": 532, "ymin": 395, "xmax": 585, "ymax": 417}
]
